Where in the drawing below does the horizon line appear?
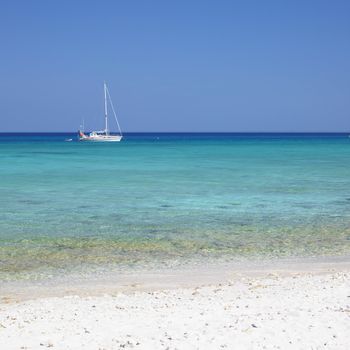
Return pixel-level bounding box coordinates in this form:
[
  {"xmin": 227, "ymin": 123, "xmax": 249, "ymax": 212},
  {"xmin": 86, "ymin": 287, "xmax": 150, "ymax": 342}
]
[{"xmin": 0, "ymin": 131, "xmax": 349, "ymax": 134}]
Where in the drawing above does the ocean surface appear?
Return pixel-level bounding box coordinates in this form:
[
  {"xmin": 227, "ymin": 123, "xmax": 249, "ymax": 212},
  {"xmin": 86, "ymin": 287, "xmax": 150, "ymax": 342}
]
[{"xmin": 1, "ymin": 133, "xmax": 350, "ymax": 281}]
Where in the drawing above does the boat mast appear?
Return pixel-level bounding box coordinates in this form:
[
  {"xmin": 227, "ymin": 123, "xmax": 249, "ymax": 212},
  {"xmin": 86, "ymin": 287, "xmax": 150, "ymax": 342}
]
[
  {"xmin": 105, "ymin": 84, "xmax": 123, "ymax": 137},
  {"xmin": 104, "ymin": 82, "xmax": 109, "ymax": 135}
]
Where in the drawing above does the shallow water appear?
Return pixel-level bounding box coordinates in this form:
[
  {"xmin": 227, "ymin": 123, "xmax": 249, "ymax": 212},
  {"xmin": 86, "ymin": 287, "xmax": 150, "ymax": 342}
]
[{"xmin": 1, "ymin": 133, "xmax": 350, "ymax": 280}]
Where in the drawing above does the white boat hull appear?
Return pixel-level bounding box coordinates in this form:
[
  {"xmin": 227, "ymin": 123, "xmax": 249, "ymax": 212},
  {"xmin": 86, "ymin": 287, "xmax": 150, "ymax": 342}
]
[{"xmin": 79, "ymin": 135, "xmax": 122, "ymax": 142}]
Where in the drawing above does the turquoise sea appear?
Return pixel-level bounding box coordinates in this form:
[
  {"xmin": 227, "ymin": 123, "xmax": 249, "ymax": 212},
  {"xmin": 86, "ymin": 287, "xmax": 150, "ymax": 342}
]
[{"xmin": 1, "ymin": 133, "xmax": 350, "ymax": 280}]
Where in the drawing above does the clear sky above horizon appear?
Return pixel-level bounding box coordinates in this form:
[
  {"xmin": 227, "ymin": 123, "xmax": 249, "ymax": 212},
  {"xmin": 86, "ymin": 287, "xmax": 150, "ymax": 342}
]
[{"xmin": 0, "ymin": 0, "xmax": 349, "ymax": 132}]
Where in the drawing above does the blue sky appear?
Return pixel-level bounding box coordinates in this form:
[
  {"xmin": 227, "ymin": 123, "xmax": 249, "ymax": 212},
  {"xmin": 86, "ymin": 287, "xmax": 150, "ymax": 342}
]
[{"xmin": 0, "ymin": 0, "xmax": 349, "ymax": 132}]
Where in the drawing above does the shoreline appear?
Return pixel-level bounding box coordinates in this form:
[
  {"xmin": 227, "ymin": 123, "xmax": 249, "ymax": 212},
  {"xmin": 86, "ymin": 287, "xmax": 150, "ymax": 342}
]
[
  {"xmin": 1, "ymin": 254, "xmax": 350, "ymax": 302},
  {"xmin": 0, "ymin": 257, "xmax": 349, "ymax": 349}
]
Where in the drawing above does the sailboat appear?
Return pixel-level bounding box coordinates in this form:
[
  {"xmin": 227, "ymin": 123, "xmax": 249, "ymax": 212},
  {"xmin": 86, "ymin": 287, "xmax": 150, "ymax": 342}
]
[{"xmin": 78, "ymin": 82, "xmax": 123, "ymax": 142}]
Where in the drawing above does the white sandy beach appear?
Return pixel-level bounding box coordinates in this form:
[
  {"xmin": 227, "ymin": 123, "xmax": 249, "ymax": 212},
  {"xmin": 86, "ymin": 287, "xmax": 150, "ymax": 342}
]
[{"xmin": 0, "ymin": 260, "xmax": 349, "ymax": 350}]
